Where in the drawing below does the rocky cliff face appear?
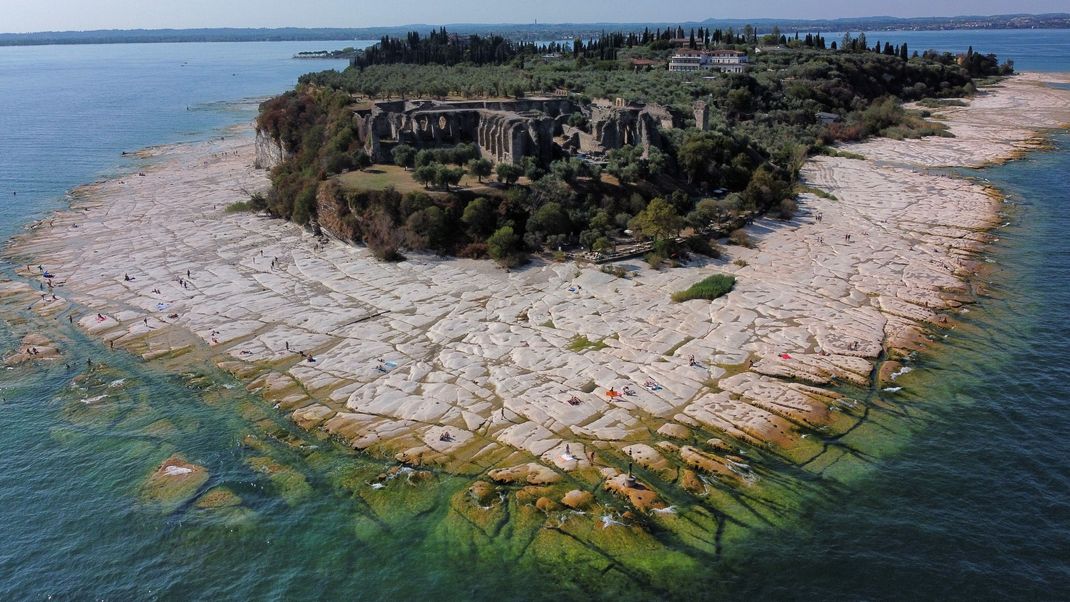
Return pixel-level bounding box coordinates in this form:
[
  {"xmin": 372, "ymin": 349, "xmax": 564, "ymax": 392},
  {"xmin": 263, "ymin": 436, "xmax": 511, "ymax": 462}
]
[
  {"xmin": 254, "ymin": 130, "xmax": 287, "ymax": 170},
  {"xmin": 314, "ymin": 183, "xmax": 360, "ymax": 243}
]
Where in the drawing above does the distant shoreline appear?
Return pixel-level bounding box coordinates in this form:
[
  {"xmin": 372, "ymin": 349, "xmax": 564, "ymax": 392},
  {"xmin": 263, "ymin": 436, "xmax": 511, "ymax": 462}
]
[{"xmin": 2, "ymin": 16, "xmax": 1069, "ymax": 47}]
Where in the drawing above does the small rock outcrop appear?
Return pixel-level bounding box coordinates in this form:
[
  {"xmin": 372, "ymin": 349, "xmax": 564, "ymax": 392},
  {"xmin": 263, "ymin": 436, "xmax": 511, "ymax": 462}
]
[
  {"xmin": 561, "ymin": 489, "xmax": 594, "ymax": 510},
  {"xmin": 254, "ymin": 129, "xmax": 287, "ymax": 170}
]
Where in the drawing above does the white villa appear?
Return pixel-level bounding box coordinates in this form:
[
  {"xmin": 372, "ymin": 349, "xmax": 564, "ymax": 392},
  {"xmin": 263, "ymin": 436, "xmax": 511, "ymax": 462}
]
[{"xmin": 668, "ymin": 49, "xmax": 748, "ymax": 74}]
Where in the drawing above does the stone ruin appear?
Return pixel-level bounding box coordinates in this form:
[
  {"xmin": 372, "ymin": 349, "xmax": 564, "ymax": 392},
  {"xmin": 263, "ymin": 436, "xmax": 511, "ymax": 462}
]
[
  {"xmin": 353, "ymin": 97, "xmax": 681, "ymax": 167},
  {"xmin": 693, "ymin": 100, "xmax": 710, "ymax": 132}
]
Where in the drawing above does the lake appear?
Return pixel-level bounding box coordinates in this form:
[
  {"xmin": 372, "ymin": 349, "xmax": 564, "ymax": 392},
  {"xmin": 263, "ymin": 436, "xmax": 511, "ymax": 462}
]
[{"xmin": 1, "ymin": 31, "xmax": 1068, "ymax": 599}]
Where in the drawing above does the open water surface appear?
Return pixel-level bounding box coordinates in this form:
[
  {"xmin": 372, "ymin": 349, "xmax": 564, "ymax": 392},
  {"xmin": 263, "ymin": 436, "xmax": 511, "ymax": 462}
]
[{"xmin": 1, "ymin": 31, "xmax": 1069, "ymax": 599}]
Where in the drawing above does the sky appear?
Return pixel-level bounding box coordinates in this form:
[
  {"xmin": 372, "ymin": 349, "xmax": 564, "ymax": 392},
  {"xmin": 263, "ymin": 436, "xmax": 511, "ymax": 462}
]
[{"xmin": 1, "ymin": 0, "xmax": 1066, "ymax": 33}]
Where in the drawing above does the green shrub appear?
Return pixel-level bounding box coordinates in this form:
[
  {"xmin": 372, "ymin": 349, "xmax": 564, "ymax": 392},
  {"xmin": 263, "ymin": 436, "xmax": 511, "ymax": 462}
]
[
  {"xmin": 225, "ymin": 200, "xmax": 254, "ymax": 213},
  {"xmin": 671, "ymin": 274, "xmax": 736, "ymax": 303},
  {"xmin": 685, "ymin": 236, "xmax": 720, "ymax": 258},
  {"xmin": 917, "ymin": 98, "xmax": 967, "ymax": 108},
  {"xmin": 777, "ymin": 198, "xmax": 798, "ymax": 220},
  {"xmin": 815, "ymin": 146, "xmax": 866, "ymax": 160},
  {"xmin": 729, "ymin": 229, "xmax": 753, "ymax": 248}
]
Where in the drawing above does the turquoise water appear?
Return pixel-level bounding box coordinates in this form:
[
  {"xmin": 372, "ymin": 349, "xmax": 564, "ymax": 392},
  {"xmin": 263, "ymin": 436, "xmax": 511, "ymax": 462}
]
[{"xmin": 1, "ymin": 32, "xmax": 1069, "ymax": 599}]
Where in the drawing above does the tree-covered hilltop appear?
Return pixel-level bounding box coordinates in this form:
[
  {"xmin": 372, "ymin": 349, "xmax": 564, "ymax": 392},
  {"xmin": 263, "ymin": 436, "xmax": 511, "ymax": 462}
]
[
  {"xmin": 255, "ymin": 27, "xmax": 1011, "ymax": 266},
  {"xmin": 352, "ymin": 26, "xmax": 760, "ymax": 68}
]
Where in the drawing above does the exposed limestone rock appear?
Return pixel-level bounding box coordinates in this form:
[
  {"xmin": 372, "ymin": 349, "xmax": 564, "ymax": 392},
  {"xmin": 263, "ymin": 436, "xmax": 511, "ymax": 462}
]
[
  {"xmin": 678, "ymin": 446, "xmax": 735, "ymax": 480},
  {"xmin": 706, "ymin": 438, "xmax": 732, "ymax": 453},
  {"xmin": 292, "ymin": 403, "xmax": 336, "ymax": 429},
  {"xmin": 0, "ymin": 280, "xmax": 35, "ymax": 299},
  {"xmin": 488, "ymin": 462, "xmax": 561, "ymax": 485},
  {"xmin": 535, "ymin": 496, "xmax": 559, "ymax": 512},
  {"xmin": 468, "ymin": 480, "xmax": 497, "ymax": 504},
  {"xmin": 604, "ymin": 473, "xmax": 659, "ymax": 512},
  {"xmin": 561, "ymin": 489, "xmax": 594, "ymax": 510},
  {"xmin": 655, "ymin": 423, "xmax": 691, "ymax": 440},
  {"xmin": 655, "ymin": 441, "xmax": 681, "ymax": 455},
  {"xmin": 140, "ymin": 454, "xmax": 209, "ymax": 512},
  {"xmin": 515, "ymin": 485, "xmax": 553, "ymax": 504},
  {"xmin": 680, "ymin": 469, "xmax": 705, "ymax": 494},
  {"xmin": 623, "ymin": 443, "xmax": 677, "ymax": 481},
  {"xmin": 195, "ymin": 486, "xmax": 242, "ymax": 509},
  {"xmin": 254, "ymin": 129, "xmax": 287, "ymax": 170},
  {"xmin": 4, "ymin": 333, "xmax": 60, "ymax": 365}
]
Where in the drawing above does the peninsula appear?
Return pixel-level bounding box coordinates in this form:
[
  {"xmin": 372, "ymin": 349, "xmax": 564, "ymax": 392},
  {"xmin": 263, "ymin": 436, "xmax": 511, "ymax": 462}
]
[{"xmin": 5, "ymin": 28, "xmax": 1070, "ymax": 591}]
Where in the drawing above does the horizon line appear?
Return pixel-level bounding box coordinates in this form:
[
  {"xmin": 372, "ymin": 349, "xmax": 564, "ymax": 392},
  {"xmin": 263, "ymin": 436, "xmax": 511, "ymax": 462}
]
[{"xmin": 2, "ymin": 12, "xmax": 1068, "ymax": 37}]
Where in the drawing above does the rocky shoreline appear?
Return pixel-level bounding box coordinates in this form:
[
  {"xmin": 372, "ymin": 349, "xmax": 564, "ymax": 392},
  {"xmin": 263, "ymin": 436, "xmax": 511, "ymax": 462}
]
[{"xmin": 4, "ymin": 72, "xmax": 1070, "ymax": 576}]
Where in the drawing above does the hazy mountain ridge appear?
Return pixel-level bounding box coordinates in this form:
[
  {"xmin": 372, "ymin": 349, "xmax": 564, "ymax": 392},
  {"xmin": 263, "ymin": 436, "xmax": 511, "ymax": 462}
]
[{"xmin": 2, "ymin": 13, "xmax": 1068, "ymax": 46}]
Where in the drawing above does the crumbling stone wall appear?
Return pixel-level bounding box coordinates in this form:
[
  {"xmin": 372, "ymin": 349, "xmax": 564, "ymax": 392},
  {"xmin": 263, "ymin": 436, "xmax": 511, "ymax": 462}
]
[{"xmin": 355, "ymin": 96, "xmax": 664, "ymax": 166}]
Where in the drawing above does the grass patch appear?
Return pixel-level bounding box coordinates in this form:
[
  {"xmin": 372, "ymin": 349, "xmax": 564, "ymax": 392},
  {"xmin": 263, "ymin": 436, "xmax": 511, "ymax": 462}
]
[
  {"xmin": 796, "ymin": 184, "xmax": 838, "ymax": 201},
  {"xmin": 337, "ymin": 164, "xmax": 486, "ymax": 194},
  {"xmin": 600, "ymin": 264, "xmax": 629, "ymax": 278},
  {"xmin": 671, "ymin": 274, "xmax": 736, "ymax": 303},
  {"xmin": 540, "ymin": 319, "xmax": 555, "ymax": 329},
  {"xmin": 337, "ymin": 165, "xmax": 424, "ymax": 193},
  {"xmin": 224, "ymin": 200, "xmax": 255, "ymax": 213},
  {"xmin": 815, "ymin": 145, "xmax": 866, "ymax": 161},
  {"xmin": 567, "ymin": 335, "xmax": 609, "ymax": 352},
  {"xmin": 733, "ymin": 259, "xmax": 748, "ymax": 267}
]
